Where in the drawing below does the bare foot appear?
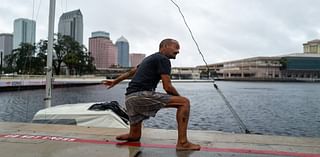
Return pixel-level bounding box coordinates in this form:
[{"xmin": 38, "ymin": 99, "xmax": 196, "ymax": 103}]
[
  {"xmin": 116, "ymin": 134, "xmax": 140, "ymax": 141},
  {"xmin": 176, "ymin": 141, "xmax": 201, "ymax": 151}
]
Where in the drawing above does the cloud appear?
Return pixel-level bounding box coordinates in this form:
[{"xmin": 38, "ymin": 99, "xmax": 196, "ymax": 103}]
[{"xmin": 1, "ymin": 0, "xmax": 320, "ymax": 67}]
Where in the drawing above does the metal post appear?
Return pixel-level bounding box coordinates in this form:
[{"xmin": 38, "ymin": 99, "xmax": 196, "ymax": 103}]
[
  {"xmin": 0, "ymin": 51, "xmax": 2, "ymax": 79},
  {"xmin": 45, "ymin": 0, "xmax": 56, "ymax": 108}
]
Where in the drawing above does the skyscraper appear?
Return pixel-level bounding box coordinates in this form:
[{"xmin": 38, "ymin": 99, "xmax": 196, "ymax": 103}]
[
  {"xmin": 130, "ymin": 53, "xmax": 145, "ymax": 67},
  {"xmin": 0, "ymin": 33, "xmax": 13, "ymax": 66},
  {"xmin": 89, "ymin": 31, "xmax": 117, "ymax": 69},
  {"xmin": 116, "ymin": 36, "xmax": 129, "ymax": 67},
  {"xmin": 13, "ymin": 18, "xmax": 36, "ymax": 49},
  {"xmin": 58, "ymin": 9, "xmax": 83, "ymax": 45}
]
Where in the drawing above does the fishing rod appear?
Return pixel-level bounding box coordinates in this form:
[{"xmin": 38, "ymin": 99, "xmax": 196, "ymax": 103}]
[
  {"xmin": 212, "ymin": 81, "xmax": 250, "ymax": 134},
  {"xmin": 169, "ymin": 0, "xmax": 251, "ymax": 134}
]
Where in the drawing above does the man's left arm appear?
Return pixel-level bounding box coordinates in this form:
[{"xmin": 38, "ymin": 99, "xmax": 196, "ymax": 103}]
[
  {"xmin": 161, "ymin": 74, "xmax": 180, "ymax": 96},
  {"xmin": 102, "ymin": 67, "xmax": 137, "ymax": 89}
]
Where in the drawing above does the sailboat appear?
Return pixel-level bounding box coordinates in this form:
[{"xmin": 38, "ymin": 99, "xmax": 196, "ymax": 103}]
[
  {"xmin": 31, "ymin": 0, "xmax": 129, "ymax": 129},
  {"xmin": 32, "ymin": 101, "xmax": 129, "ymax": 128}
]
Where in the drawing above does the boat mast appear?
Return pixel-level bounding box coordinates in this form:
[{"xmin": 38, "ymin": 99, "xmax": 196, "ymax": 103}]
[{"xmin": 45, "ymin": 0, "xmax": 56, "ymax": 108}]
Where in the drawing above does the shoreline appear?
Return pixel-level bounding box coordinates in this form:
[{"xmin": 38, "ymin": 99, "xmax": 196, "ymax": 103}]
[{"xmin": 1, "ymin": 77, "xmax": 319, "ymax": 91}]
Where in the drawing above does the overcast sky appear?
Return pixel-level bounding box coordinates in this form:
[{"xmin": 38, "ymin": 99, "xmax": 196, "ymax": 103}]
[{"xmin": 1, "ymin": 0, "xmax": 320, "ymax": 67}]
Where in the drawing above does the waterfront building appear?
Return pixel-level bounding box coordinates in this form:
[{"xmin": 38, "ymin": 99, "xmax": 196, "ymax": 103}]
[
  {"xmin": 115, "ymin": 36, "xmax": 129, "ymax": 67},
  {"xmin": 89, "ymin": 31, "xmax": 117, "ymax": 70},
  {"xmin": 58, "ymin": 9, "xmax": 83, "ymax": 45},
  {"xmin": 206, "ymin": 56, "xmax": 282, "ymax": 79},
  {"xmin": 0, "ymin": 33, "xmax": 13, "ymax": 66},
  {"xmin": 198, "ymin": 53, "xmax": 320, "ymax": 81},
  {"xmin": 303, "ymin": 39, "xmax": 320, "ymax": 54},
  {"xmin": 103, "ymin": 67, "xmax": 131, "ymax": 79},
  {"xmin": 280, "ymin": 53, "xmax": 320, "ymax": 80},
  {"xmin": 129, "ymin": 53, "xmax": 145, "ymax": 67},
  {"xmin": 171, "ymin": 67, "xmax": 200, "ymax": 80},
  {"xmin": 13, "ymin": 18, "xmax": 36, "ymax": 49}
]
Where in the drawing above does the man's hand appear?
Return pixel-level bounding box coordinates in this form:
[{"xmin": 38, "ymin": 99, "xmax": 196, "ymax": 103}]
[
  {"xmin": 101, "ymin": 67, "xmax": 137, "ymax": 89},
  {"xmin": 102, "ymin": 80, "xmax": 116, "ymax": 89}
]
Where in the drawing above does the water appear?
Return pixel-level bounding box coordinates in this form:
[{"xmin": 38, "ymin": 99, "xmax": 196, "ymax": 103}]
[{"xmin": 0, "ymin": 81, "xmax": 319, "ymax": 137}]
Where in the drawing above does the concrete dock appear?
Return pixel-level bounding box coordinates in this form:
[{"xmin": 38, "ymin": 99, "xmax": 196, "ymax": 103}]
[
  {"xmin": 0, "ymin": 77, "xmax": 104, "ymax": 91},
  {"xmin": 0, "ymin": 122, "xmax": 319, "ymax": 157}
]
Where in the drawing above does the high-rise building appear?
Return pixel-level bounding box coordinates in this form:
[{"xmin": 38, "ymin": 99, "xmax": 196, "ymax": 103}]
[
  {"xmin": 13, "ymin": 18, "xmax": 36, "ymax": 49},
  {"xmin": 0, "ymin": 33, "xmax": 13, "ymax": 66},
  {"xmin": 89, "ymin": 31, "xmax": 117, "ymax": 69},
  {"xmin": 116, "ymin": 36, "xmax": 129, "ymax": 67},
  {"xmin": 58, "ymin": 9, "xmax": 83, "ymax": 45},
  {"xmin": 130, "ymin": 53, "xmax": 145, "ymax": 67},
  {"xmin": 92, "ymin": 31, "xmax": 110, "ymax": 39}
]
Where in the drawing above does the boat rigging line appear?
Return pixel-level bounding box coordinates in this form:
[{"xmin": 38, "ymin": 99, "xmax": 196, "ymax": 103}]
[{"xmin": 169, "ymin": 0, "xmax": 251, "ymax": 134}]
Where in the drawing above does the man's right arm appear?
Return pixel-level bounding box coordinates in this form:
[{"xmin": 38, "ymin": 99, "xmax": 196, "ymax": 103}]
[
  {"xmin": 161, "ymin": 74, "xmax": 180, "ymax": 96},
  {"xmin": 102, "ymin": 67, "xmax": 137, "ymax": 89}
]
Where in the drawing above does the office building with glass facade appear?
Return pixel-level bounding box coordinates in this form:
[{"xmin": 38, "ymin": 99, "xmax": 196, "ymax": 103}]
[
  {"xmin": 0, "ymin": 33, "xmax": 13, "ymax": 66},
  {"xmin": 116, "ymin": 36, "xmax": 129, "ymax": 67},
  {"xmin": 58, "ymin": 9, "xmax": 83, "ymax": 45},
  {"xmin": 13, "ymin": 18, "xmax": 36, "ymax": 49}
]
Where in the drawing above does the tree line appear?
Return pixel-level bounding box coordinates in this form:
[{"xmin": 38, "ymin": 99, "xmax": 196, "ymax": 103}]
[{"xmin": 3, "ymin": 34, "xmax": 95, "ymax": 75}]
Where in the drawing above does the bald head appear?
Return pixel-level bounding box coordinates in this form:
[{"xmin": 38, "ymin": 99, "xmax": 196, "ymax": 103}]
[
  {"xmin": 159, "ymin": 38, "xmax": 179, "ymax": 50},
  {"xmin": 159, "ymin": 38, "xmax": 180, "ymax": 59}
]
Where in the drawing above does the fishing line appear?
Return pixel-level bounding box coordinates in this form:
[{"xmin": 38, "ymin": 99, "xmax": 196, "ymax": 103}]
[
  {"xmin": 35, "ymin": 0, "xmax": 42, "ymax": 21},
  {"xmin": 169, "ymin": 0, "xmax": 250, "ymax": 134}
]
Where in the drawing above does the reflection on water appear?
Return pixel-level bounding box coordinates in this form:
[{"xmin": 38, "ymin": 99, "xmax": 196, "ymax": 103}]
[{"xmin": 0, "ymin": 81, "xmax": 319, "ymax": 137}]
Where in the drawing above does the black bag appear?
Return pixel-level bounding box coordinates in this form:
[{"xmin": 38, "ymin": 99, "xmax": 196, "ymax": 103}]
[{"xmin": 88, "ymin": 101, "xmax": 129, "ymax": 124}]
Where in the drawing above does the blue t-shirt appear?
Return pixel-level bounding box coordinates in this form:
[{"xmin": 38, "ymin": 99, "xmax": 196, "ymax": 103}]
[{"xmin": 126, "ymin": 52, "xmax": 171, "ymax": 95}]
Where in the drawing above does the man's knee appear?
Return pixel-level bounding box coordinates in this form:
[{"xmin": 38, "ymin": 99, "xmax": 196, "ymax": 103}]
[
  {"xmin": 180, "ymin": 96, "xmax": 190, "ymax": 108},
  {"xmin": 167, "ymin": 96, "xmax": 190, "ymax": 108}
]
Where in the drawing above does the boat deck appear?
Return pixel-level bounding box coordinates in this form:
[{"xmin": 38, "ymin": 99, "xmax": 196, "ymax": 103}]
[{"xmin": 0, "ymin": 122, "xmax": 319, "ymax": 157}]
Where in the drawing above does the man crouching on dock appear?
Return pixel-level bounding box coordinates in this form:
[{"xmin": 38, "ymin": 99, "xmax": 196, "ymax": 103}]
[{"xmin": 103, "ymin": 38, "xmax": 201, "ymax": 151}]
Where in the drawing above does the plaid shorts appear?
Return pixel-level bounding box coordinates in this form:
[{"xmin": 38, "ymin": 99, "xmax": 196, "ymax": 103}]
[{"xmin": 125, "ymin": 91, "xmax": 171, "ymax": 124}]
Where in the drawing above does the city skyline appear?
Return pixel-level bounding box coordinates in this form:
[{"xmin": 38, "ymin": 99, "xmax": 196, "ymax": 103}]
[
  {"xmin": 1, "ymin": 0, "xmax": 320, "ymax": 67},
  {"xmin": 1, "ymin": 7, "xmax": 140, "ymax": 69}
]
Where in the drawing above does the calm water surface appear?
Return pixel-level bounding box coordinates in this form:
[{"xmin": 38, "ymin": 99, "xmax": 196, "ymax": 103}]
[{"xmin": 0, "ymin": 81, "xmax": 319, "ymax": 137}]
